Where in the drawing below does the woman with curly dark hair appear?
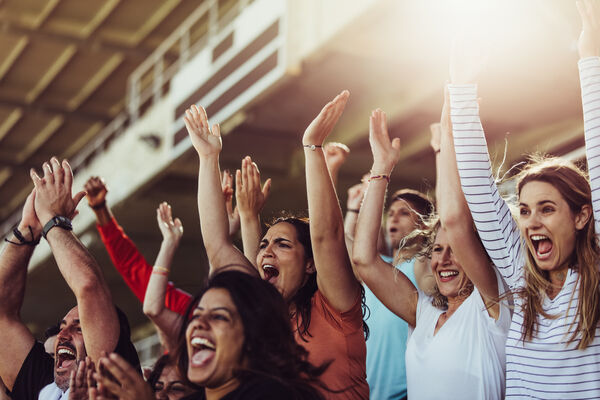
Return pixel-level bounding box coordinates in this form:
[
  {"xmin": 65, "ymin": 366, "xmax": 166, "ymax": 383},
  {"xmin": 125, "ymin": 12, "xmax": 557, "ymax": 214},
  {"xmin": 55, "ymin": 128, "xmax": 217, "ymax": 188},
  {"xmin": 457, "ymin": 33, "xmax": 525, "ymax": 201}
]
[
  {"xmin": 183, "ymin": 91, "xmax": 368, "ymax": 398},
  {"xmin": 172, "ymin": 270, "xmax": 327, "ymax": 399},
  {"xmin": 89, "ymin": 271, "xmax": 326, "ymax": 399}
]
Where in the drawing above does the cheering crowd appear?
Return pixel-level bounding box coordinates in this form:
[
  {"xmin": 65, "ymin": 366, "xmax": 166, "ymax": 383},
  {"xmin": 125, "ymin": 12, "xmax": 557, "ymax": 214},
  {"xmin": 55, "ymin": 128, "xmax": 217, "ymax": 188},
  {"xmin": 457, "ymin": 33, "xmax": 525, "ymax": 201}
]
[{"xmin": 2, "ymin": 1, "xmax": 600, "ymax": 399}]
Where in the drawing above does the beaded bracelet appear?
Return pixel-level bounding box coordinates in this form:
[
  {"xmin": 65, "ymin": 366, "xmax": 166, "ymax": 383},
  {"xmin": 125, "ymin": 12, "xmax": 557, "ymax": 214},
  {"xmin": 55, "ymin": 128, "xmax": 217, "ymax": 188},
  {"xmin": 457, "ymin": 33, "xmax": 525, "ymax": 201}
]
[{"xmin": 368, "ymin": 174, "xmax": 390, "ymax": 183}]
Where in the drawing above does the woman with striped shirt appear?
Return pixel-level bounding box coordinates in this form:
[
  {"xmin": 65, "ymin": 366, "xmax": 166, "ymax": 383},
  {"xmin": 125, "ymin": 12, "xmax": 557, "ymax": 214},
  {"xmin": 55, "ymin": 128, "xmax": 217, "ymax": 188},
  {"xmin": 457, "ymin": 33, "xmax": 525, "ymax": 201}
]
[{"xmin": 449, "ymin": 1, "xmax": 600, "ymax": 398}]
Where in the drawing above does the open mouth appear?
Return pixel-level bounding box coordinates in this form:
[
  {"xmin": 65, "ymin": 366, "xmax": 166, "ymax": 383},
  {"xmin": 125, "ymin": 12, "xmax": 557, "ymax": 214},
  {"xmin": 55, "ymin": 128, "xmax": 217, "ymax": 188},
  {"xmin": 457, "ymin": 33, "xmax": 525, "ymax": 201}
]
[
  {"xmin": 55, "ymin": 342, "xmax": 77, "ymax": 371},
  {"xmin": 262, "ymin": 264, "xmax": 279, "ymax": 282},
  {"xmin": 530, "ymin": 234, "xmax": 553, "ymax": 260},
  {"xmin": 190, "ymin": 336, "xmax": 216, "ymax": 367},
  {"xmin": 438, "ymin": 270, "xmax": 459, "ymax": 282}
]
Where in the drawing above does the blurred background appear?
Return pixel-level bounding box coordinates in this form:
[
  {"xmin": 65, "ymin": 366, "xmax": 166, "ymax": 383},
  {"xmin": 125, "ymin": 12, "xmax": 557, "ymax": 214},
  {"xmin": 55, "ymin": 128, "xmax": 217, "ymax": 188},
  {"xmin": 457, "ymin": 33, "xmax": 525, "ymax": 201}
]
[{"xmin": 0, "ymin": 0, "xmax": 589, "ymax": 364}]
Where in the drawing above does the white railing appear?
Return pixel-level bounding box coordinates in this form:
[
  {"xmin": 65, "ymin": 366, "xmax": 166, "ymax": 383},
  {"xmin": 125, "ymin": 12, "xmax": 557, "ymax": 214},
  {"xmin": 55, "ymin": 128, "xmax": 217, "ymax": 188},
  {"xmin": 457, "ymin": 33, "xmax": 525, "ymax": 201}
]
[
  {"xmin": 134, "ymin": 332, "xmax": 162, "ymax": 367},
  {"xmin": 127, "ymin": 0, "xmax": 250, "ymax": 122}
]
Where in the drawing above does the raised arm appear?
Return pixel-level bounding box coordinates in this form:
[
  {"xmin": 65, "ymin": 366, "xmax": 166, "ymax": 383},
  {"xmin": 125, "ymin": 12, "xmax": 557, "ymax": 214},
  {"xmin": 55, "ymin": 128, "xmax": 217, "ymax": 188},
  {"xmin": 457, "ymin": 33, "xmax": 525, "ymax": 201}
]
[
  {"xmin": 236, "ymin": 156, "xmax": 271, "ymax": 268},
  {"xmin": 142, "ymin": 203, "xmax": 184, "ymax": 353},
  {"xmin": 184, "ymin": 105, "xmax": 256, "ymax": 276},
  {"xmin": 438, "ymin": 89, "xmax": 500, "ymax": 318},
  {"xmin": 32, "ymin": 158, "xmax": 119, "ymax": 362},
  {"xmin": 577, "ymin": 0, "xmax": 600, "ymax": 235},
  {"xmin": 0, "ymin": 190, "xmax": 39, "ymax": 390},
  {"xmin": 303, "ymin": 91, "xmax": 360, "ymax": 312},
  {"xmin": 85, "ymin": 177, "xmax": 112, "ymax": 226},
  {"xmin": 352, "ymin": 109, "xmax": 418, "ymax": 326},
  {"xmin": 449, "ymin": 38, "xmax": 522, "ymax": 289},
  {"xmin": 86, "ymin": 177, "xmax": 192, "ymax": 314}
]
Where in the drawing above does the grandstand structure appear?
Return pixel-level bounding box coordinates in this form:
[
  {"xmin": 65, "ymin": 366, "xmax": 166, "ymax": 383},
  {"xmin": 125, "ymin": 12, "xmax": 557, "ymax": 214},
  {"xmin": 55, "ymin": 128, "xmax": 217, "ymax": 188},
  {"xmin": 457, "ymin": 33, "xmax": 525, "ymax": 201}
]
[{"xmin": 0, "ymin": 0, "xmax": 589, "ymax": 362}]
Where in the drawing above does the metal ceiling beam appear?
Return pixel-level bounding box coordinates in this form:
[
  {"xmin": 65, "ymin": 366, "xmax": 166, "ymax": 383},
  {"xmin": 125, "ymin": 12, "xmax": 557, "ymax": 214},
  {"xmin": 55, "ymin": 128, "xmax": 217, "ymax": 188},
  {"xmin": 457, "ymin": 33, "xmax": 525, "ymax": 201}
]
[
  {"xmin": 0, "ymin": 36, "xmax": 28, "ymax": 83},
  {"xmin": 25, "ymin": 44, "xmax": 77, "ymax": 103},
  {"xmin": 92, "ymin": 0, "xmax": 182, "ymax": 48},
  {"xmin": 66, "ymin": 53, "xmax": 125, "ymax": 111},
  {"xmin": 0, "ymin": 21, "xmax": 153, "ymax": 60},
  {"xmin": 43, "ymin": 0, "xmax": 122, "ymax": 40},
  {"xmin": 0, "ymin": 97, "xmax": 112, "ymax": 122}
]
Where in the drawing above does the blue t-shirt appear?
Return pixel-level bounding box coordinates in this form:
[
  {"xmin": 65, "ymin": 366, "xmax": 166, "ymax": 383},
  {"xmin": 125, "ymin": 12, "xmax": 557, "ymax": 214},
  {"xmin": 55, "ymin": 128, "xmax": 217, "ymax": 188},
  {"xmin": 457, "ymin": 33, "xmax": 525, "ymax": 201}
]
[{"xmin": 365, "ymin": 256, "xmax": 415, "ymax": 400}]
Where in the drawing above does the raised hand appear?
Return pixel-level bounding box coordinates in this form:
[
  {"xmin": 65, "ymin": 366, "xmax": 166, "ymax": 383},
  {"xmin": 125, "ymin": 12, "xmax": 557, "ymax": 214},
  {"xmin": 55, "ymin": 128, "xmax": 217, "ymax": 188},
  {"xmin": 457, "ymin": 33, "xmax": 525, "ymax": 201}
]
[
  {"xmin": 302, "ymin": 90, "xmax": 349, "ymax": 147},
  {"xmin": 347, "ymin": 176, "xmax": 368, "ymax": 212},
  {"xmin": 577, "ymin": 0, "xmax": 600, "ymax": 58},
  {"xmin": 449, "ymin": 30, "xmax": 488, "ymax": 85},
  {"xmin": 369, "ymin": 109, "xmax": 401, "ymax": 175},
  {"xmin": 236, "ymin": 156, "xmax": 272, "ymax": 218},
  {"xmin": 19, "ymin": 188, "xmax": 43, "ymax": 239},
  {"xmin": 183, "ymin": 104, "xmax": 221, "ymax": 157},
  {"xmin": 430, "ymin": 122, "xmax": 441, "ymax": 153},
  {"xmin": 92, "ymin": 353, "xmax": 154, "ymax": 400},
  {"xmin": 156, "ymin": 202, "xmax": 183, "ymax": 245},
  {"xmin": 324, "ymin": 142, "xmax": 350, "ymax": 171},
  {"xmin": 30, "ymin": 157, "xmax": 86, "ymax": 225},
  {"xmin": 68, "ymin": 357, "xmax": 94, "ymax": 400},
  {"xmin": 222, "ymin": 170, "xmax": 240, "ymax": 236},
  {"xmin": 84, "ymin": 177, "xmax": 108, "ymax": 208}
]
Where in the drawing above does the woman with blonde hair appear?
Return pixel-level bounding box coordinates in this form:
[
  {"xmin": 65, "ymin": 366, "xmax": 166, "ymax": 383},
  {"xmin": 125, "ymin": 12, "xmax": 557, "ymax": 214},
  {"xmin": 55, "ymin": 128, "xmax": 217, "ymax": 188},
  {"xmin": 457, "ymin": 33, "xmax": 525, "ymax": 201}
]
[
  {"xmin": 352, "ymin": 104, "xmax": 510, "ymax": 399},
  {"xmin": 448, "ymin": 1, "xmax": 600, "ymax": 397}
]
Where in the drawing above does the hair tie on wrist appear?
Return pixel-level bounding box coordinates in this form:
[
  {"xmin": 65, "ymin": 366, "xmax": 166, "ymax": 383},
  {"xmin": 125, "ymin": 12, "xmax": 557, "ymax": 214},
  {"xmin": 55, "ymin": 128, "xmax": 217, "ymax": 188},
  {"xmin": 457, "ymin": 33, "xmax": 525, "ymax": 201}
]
[
  {"xmin": 90, "ymin": 201, "xmax": 106, "ymax": 210},
  {"xmin": 5, "ymin": 226, "xmax": 40, "ymax": 246},
  {"xmin": 368, "ymin": 174, "xmax": 390, "ymax": 183},
  {"xmin": 303, "ymin": 144, "xmax": 322, "ymax": 151},
  {"xmin": 153, "ymin": 266, "xmax": 170, "ymax": 276}
]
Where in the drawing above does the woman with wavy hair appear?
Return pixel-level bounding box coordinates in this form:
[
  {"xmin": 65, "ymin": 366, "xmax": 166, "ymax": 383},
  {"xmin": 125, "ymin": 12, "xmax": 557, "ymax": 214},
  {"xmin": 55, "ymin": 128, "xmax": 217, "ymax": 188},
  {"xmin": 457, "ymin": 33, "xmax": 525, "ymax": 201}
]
[
  {"xmin": 182, "ymin": 91, "xmax": 368, "ymax": 399},
  {"xmin": 352, "ymin": 105, "xmax": 510, "ymax": 399},
  {"xmin": 90, "ymin": 271, "xmax": 326, "ymax": 399},
  {"xmin": 448, "ymin": 1, "xmax": 600, "ymax": 398}
]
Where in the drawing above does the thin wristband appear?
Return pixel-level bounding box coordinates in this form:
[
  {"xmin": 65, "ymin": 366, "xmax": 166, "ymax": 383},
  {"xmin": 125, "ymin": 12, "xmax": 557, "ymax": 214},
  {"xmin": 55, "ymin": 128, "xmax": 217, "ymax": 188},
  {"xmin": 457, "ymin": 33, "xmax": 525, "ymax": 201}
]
[
  {"xmin": 153, "ymin": 266, "xmax": 170, "ymax": 274},
  {"xmin": 90, "ymin": 201, "xmax": 106, "ymax": 210},
  {"xmin": 303, "ymin": 144, "xmax": 322, "ymax": 151},
  {"xmin": 368, "ymin": 174, "xmax": 390, "ymax": 183},
  {"xmin": 347, "ymin": 208, "xmax": 359, "ymax": 213},
  {"xmin": 152, "ymin": 269, "xmax": 169, "ymax": 276}
]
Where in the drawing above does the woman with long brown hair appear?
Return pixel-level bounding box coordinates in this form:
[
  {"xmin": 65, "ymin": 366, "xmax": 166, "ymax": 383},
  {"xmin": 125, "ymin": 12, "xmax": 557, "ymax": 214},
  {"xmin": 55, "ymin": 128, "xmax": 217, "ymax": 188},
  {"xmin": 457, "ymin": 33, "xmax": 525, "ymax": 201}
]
[{"xmin": 448, "ymin": 1, "xmax": 600, "ymax": 397}]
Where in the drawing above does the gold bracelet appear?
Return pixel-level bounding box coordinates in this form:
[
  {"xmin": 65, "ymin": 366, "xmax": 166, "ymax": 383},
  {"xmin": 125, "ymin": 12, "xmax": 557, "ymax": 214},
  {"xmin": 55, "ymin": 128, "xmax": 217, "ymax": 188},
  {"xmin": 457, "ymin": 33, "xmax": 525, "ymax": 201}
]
[{"xmin": 153, "ymin": 266, "xmax": 170, "ymax": 274}]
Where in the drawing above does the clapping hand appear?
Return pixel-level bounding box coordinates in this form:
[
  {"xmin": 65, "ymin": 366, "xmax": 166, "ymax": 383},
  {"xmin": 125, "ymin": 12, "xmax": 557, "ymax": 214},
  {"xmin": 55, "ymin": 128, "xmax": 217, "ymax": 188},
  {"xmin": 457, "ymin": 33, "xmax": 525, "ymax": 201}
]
[
  {"xmin": 577, "ymin": 0, "xmax": 600, "ymax": 58},
  {"xmin": 156, "ymin": 202, "xmax": 183, "ymax": 245},
  {"xmin": 369, "ymin": 109, "xmax": 401, "ymax": 175},
  {"xmin": 183, "ymin": 104, "xmax": 221, "ymax": 158},
  {"xmin": 302, "ymin": 91, "xmax": 350, "ymax": 147},
  {"xmin": 84, "ymin": 177, "xmax": 108, "ymax": 209},
  {"xmin": 235, "ymin": 156, "xmax": 271, "ymax": 219},
  {"xmin": 30, "ymin": 157, "xmax": 86, "ymax": 226}
]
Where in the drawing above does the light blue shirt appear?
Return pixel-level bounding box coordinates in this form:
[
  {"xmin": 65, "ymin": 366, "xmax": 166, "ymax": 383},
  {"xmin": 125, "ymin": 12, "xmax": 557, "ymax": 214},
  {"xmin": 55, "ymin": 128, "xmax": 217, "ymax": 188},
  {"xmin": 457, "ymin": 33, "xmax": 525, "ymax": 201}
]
[{"xmin": 365, "ymin": 256, "xmax": 415, "ymax": 400}]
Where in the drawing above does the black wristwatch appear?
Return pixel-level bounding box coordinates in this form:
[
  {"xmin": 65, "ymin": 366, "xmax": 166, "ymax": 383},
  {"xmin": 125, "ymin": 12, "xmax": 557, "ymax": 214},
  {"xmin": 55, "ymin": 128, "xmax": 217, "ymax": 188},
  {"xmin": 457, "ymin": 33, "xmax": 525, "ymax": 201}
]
[{"xmin": 42, "ymin": 216, "xmax": 73, "ymax": 239}]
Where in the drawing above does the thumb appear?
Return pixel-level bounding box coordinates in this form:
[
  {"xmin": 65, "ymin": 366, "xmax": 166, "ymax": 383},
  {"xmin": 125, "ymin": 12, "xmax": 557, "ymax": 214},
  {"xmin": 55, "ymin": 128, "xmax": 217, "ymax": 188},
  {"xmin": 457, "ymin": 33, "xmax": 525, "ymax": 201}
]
[
  {"xmin": 262, "ymin": 178, "xmax": 272, "ymax": 199},
  {"xmin": 391, "ymin": 138, "xmax": 401, "ymax": 150},
  {"xmin": 73, "ymin": 191, "xmax": 87, "ymax": 209}
]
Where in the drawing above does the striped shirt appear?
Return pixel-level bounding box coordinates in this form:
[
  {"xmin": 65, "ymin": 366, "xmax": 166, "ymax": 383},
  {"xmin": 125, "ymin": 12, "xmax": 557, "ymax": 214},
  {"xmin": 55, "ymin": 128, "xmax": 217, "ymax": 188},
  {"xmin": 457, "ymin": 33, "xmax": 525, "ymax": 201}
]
[{"xmin": 448, "ymin": 56, "xmax": 600, "ymax": 399}]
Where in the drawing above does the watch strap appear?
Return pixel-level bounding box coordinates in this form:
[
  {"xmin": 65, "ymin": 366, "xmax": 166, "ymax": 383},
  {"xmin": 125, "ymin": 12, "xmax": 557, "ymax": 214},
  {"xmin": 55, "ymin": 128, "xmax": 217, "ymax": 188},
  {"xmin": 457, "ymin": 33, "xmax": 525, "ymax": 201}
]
[{"xmin": 42, "ymin": 216, "xmax": 73, "ymax": 239}]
